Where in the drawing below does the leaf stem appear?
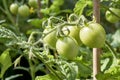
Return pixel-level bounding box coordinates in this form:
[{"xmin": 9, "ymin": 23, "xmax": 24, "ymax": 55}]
[
  {"xmin": 2, "ymin": 0, "xmax": 15, "ymax": 24},
  {"xmin": 105, "ymin": 41, "xmax": 117, "ymax": 58}
]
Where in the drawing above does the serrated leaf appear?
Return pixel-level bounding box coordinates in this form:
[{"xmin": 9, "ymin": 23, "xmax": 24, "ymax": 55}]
[
  {"xmin": 97, "ymin": 66, "xmax": 120, "ymax": 80},
  {"xmin": 0, "ymin": 26, "xmax": 17, "ymax": 43},
  {"xmin": 35, "ymin": 74, "xmax": 59, "ymax": 80},
  {"xmin": 54, "ymin": 61, "xmax": 78, "ymax": 80},
  {"xmin": 0, "ymin": 49, "xmax": 12, "ymax": 78},
  {"xmin": 74, "ymin": 0, "xmax": 88, "ymax": 15}
]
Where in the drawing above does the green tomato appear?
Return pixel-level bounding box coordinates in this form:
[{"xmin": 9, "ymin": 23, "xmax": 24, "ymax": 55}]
[
  {"xmin": 79, "ymin": 22, "xmax": 106, "ymax": 48},
  {"xmin": 105, "ymin": 8, "xmax": 120, "ymax": 23},
  {"xmin": 18, "ymin": 5, "xmax": 30, "ymax": 17},
  {"xmin": 10, "ymin": 3, "xmax": 18, "ymax": 15},
  {"xmin": 43, "ymin": 28, "xmax": 57, "ymax": 49},
  {"xmin": 63, "ymin": 26, "xmax": 82, "ymax": 46},
  {"xmin": 28, "ymin": 0, "xmax": 38, "ymax": 8},
  {"xmin": 56, "ymin": 37, "xmax": 79, "ymax": 60}
]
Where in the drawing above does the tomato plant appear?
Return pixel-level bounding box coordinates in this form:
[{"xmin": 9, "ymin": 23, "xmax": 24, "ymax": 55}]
[
  {"xmin": 80, "ymin": 22, "xmax": 106, "ymax": 48},
  {"xmin": 0, "ymin": 0, "xmax": 120, "ymax": 80}
]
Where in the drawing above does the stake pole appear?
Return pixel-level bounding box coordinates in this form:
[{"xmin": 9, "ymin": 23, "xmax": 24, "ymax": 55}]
[{"xmin": 93, "ymin": 0, "xmax": 101, "ymax": 80}]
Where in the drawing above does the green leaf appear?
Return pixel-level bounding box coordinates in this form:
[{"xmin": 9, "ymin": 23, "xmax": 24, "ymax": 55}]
[
  {"xmin": 101, "ymin": 53, "xmax": 113, "ymax": 72},
  {"xmin": 35, "ymin": 73, "xmax": 59, "ymax": 80},
  {"xmin": 27, "ymin": 18, "xmax": 46, "ymax": 28},
  {"xmin": 0, "ymin": 26, "xmax": 17, "ymax": 44},
  {"xmin": 74, "ymin": 0, "xmax": 88, "ymax": 15},
  {"xmin": 75, "ymin": 61, "xmax": 92, "ymax": 78},
  {"xmin": 96, "ymin": 73, "xmax": 113, "ymax": 80},
  {"xmin": 97, "ymin": 66, "xmax": 120, "ymax": 80},
  {"xmin": 111, "ymin": 29, "xmax": 120, "ymax": 47},
  {"xmin": 0, "ymin": 49, "xmax": 12, "ymax": 78}
]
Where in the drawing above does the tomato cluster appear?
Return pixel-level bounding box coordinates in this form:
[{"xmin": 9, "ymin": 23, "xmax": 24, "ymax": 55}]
[
  {"xmin": 42, "ymin": 15, "xmax": 106, "ymax": 60},
  {"xmin": 9, "ymin": 0, "xmax": 38, "ymax": 17}
]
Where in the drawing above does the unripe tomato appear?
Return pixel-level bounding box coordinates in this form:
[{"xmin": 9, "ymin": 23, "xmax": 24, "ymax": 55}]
[
  {"xmin": 10, "ymin": 3, "xmax": 18, "ymax": 15},
  {"xmin": 28, "ymin": 0, "xmax": 38, "ymax": 8},
  {"xmin": 63, "ymin": 26, "xmax": 82, "ymax": 45},
  {"xmin": 56, "ymin": 37, "xmax": 79, "ymax": 60},
  {"xmin": 43, "ymin": 28, "xmax": 57, "ymax": 49},
  {"xmin": 79, "ymin": 22, "xmax": 106, "ymax": 48},
  {"xmin": 105, "ymin": 8, "xmax": 120, "ymax": 23},
  {"xmin": 18, "ymin": 5, "xmax": 30, "ymax": 17}
]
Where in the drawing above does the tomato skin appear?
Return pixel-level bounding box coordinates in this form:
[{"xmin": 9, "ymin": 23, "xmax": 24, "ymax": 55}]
[
  {"xmin": 43, "ymin": 29, "xmax": 57, "ymax": 49},
  {"xmin": 28, "ymin": 0, "xmax": 38, "ymax": 8},
  {"xmin": 79, "ymin": 22, "xmax": 106, "ymax": 48},
  {"xmin": 105, "ymin": 8, "xmax": 120, "ymax": 23},
  {"xmin": 63, "ymin": 26, "xmax": 82, "ymax": 46},
  {"xmin": 18, "ymin": 5, "xmax": 30, "ymax": 17},
  {"xmin": 56, "ymin": 37, "xmax": 79, "ymax": 60},
  {"xmin": 10, "ymin": 3, "xmax": 18, "ymax": 15}
]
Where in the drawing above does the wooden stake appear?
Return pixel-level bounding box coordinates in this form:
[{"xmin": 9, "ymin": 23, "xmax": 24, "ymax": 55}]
[{"xmin": 93, "ymin": 0, "xmax": 101, "ymax": 80}]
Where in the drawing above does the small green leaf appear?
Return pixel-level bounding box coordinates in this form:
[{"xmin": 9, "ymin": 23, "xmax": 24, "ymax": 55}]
[
  {"xmin": 35, "ymin": 73, "xmax": 59, "ymax": 80},
  {"xmin": 0, "ymin": 49, "xmax": 12, "ymax": 78}
]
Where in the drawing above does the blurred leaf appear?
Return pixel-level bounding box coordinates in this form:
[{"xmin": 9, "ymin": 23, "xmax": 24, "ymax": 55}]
[
  {"xmin": 97, "ymin": 62, "xmax": 120, "ymax": 80},
  {"xmin": 111, "ymin": 29, "xmax": 120, "ymax": 47},
  {"xmin": 0, "ymin": 20, "xmax": 6, "ymax": 24},
  {"xmin": 74, "ymin": 0, "xmax": 88, "ymax": 16},
  {"xmin": 35, "ymin": 73, "xmax": 59, "ymax": 80},
  {"xmin": 0, "ymin": 49, "xmax": 12, "ymax": 78},
  {"xmin": 75, "ymin": 60, "xmax": 92, "ymax": 78},
  {"xmin": 96, "ymin": 73, "xmax": 113, "ymax": 80},
  {"xmin": 27, "ymin": 18, "xmax": 46, "ymax": 28}
]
